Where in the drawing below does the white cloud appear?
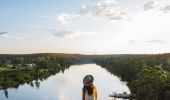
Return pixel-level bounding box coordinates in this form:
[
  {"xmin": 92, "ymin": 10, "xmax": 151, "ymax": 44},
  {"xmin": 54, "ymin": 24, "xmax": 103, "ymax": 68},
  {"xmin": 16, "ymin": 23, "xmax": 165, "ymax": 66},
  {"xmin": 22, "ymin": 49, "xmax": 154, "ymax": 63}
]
[
  {"xmin": 40, "ymin": 15, "xmax": 50, "ymax": 18},
  {"xmin": 0, "ymin": 33, "xmax": 23, "ymax": 40},
  {"xmin": 3, "ymin": 34, "xmax": 23, "ymax": 40},
  {"xmin": 162, "ymin": 5, "xmax": 170, "ymax": 13},
  {"xmin": 79, "ymin": 0, "xmax": 126, "ymax": 20},
  {"xmin": 145, "ymin": 39, "xmax": 168, "ymax": 44},
  {"xmin": 144, "ymin": 1, "xmax": 160, "ymax": 10},
  {"xmin": 54, "ymin": 0, "xmax": 170, "ymax": 24},
  {"xmin": 143, "ymin": 1, "xmax": 170, "ymax": 13},
  {"xmin": 45, "ymin": 29, "xmax": 96, "ymax": 39},
  {"xmin": 55, "ymin": 13, "xmax": 79, "ymax": 25},
  {"xmin": 100, "ymin": 0, "xmax": 116, "ymax": 4},
  {"xmin": 119, "ymin": 8, "xmax": 170, "ymax": 45},
  {"xmin": 128, "ymin": 40, "xmax": 136, "ymax": 44},
  {"xmin": 55, "ymin": 0, "xmax": 127, "ymax": 24},
  {"xmin": 56, "ymin": 13, "xmax": 69, "ymax": 24}
]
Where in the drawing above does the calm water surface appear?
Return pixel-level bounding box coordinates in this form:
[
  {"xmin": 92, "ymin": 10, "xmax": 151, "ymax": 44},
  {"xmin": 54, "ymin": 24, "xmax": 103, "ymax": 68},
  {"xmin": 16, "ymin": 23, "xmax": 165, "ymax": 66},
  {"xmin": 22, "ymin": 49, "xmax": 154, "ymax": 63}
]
[{"xmin": 0, "ymin": 64, "xmax": 130, "ymax": 100}]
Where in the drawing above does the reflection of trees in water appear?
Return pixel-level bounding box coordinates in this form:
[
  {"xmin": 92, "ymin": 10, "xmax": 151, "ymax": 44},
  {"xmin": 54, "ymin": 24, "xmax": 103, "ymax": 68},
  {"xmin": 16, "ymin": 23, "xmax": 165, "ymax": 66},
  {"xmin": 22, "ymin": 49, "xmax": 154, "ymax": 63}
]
[
  {"xmin": 0, "ymin": 64, "xmax": 72, "ymax": 98},
  {"xmin": 0, "ymin": 83, "xmax": 9, "ymax": 98},
  {"xmin": 14, "ymin": 83, "xmax": 20, "ymax": 89},
  {"xmin": 1, "ymin": 78, "xmax": 41, "ymax": 98},
  {"xmin": 0, "ymin": 54, "xmax": 87, "ymax": 98},
  {"xmin": 35, "ymin": 80, "xmax": 40, "ymax": 89},
  {"xmin": 4, "ymin": 89, "xmax": 8, "ymax": 98},
  {"xmin": 30, "ymin": 81, "xmax": 34, "ymax": 87}
]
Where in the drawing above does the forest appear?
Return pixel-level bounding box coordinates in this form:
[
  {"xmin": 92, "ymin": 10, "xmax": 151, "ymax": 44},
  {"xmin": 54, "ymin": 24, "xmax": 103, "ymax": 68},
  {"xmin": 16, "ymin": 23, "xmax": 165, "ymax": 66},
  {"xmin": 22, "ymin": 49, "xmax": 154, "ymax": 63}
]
[
  {"xmin": 94, "ymin": 54, "xmax": 170, "ymax": 100},
  {"xmin": 0, "ymin": 53, "xmax": 170, "ymax": 100}
]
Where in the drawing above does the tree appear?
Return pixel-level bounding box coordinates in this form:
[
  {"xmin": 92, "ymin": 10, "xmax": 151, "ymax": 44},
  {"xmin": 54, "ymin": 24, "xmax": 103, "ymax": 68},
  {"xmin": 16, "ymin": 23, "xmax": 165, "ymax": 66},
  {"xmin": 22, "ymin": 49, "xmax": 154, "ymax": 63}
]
[
  {"xmin": 35, "ymin": 57, "xmax": 47, "ymax": 68},
  {"xmin": 136, "ymin": 66, "xmax": 167, "ymax": 100},
  {"xmin": 1, "ymin": 59, "xmax": 12, "ymax": 67},
  {"xmin": 14, "ymin": 58, "xmax": 24, "ymax": 65},
  {"xmin": 162, "ymin": 73, "xmax": 170, "ymax": 100}
]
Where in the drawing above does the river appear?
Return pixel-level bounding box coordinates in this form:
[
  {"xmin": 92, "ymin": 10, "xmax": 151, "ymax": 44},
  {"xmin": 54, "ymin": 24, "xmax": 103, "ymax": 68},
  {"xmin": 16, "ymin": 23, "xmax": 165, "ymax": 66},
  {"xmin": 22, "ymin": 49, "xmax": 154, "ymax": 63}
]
[{"xmin": 0, "ymin": 64, "xmax": 130, "ymax": 100}]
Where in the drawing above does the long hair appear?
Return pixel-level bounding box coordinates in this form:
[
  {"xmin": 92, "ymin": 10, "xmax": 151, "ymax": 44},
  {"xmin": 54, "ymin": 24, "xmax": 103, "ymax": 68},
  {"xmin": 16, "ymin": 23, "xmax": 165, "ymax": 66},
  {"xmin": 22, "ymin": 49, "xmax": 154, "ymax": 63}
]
[{"xmin": 83, "ymin": 84, "xmax": 94, "ymax": 95}]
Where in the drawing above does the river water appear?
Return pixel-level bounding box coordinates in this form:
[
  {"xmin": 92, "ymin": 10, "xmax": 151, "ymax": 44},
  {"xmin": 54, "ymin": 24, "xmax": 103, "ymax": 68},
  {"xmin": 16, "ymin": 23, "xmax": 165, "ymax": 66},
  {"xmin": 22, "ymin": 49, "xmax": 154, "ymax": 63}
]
[{"xmin": 0, "ymin": 64, "xmax": 130, "ymax": 100}]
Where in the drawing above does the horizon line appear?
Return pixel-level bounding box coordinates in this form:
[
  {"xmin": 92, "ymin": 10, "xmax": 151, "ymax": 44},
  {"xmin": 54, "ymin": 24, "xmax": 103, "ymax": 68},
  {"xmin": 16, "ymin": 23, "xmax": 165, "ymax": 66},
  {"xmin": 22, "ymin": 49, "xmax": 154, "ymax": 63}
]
[{"xmin": 0, "ymin": 52, "xmax": 170, "ymax": 55}]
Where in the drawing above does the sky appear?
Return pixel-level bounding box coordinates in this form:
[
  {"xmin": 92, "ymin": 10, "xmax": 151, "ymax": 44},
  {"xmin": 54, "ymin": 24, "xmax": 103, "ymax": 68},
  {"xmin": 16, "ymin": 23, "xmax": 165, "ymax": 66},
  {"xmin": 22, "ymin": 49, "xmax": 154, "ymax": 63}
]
[{"xmin": 1, "ymin": 0, "xmax": 170, "ymax": 54}]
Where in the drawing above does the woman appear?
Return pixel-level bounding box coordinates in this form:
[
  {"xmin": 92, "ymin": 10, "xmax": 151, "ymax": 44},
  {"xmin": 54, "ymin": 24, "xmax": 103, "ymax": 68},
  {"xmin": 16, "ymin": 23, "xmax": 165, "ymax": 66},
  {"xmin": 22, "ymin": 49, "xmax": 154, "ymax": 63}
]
[{"xmin": 82, "ymin": 75, "xmax": 97, "ymax": 100}]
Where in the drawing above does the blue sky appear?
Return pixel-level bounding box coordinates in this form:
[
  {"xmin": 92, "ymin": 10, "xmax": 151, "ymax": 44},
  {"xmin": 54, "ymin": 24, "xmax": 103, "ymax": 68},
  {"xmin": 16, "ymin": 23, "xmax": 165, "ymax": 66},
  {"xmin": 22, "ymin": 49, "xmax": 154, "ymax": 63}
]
[{"xmin": 1, "ymin": 0, "xmax": 170, "ymax": 54}]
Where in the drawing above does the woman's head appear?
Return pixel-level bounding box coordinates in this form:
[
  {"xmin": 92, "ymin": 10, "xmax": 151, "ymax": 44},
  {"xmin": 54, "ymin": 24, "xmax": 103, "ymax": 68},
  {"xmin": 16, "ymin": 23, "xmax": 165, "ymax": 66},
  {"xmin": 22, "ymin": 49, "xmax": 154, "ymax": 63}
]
[
  {"xmin": 83, "ymin": 75, "xmax": 94, "ymax": 95},
  {"xmin": 83, "ymin": 75, "xmax": 94, "ymax": 86}
]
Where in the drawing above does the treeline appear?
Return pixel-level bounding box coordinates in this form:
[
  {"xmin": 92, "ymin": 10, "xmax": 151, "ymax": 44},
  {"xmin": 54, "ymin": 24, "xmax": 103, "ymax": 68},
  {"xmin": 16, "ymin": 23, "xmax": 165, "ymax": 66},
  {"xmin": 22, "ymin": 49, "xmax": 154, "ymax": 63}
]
[
  {"xmin": 1, "ymin": 53, "xmax": 170, "ymax": 99},
  {"xmin": 0, "ymin": 53, "xmax": 82, "ymax": 91},
  {"xmin": 94, "ymin": 54, "xmax": 170, "ymax": 100},
  {"xmin": 0, "ymin": 53, "xmax": 83, "ymax": 67}
]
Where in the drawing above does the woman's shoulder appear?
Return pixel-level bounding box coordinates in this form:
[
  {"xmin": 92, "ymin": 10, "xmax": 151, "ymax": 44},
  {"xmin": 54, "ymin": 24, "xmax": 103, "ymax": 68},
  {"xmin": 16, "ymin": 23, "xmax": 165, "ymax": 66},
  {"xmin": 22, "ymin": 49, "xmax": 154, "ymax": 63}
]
[
  {"xmin": 93, "ymin": 85, "xmax": 97, "ymax": 91},
  {"xmin": 93, "ymin": 84, "xmax": 96, "ymax": 88}
]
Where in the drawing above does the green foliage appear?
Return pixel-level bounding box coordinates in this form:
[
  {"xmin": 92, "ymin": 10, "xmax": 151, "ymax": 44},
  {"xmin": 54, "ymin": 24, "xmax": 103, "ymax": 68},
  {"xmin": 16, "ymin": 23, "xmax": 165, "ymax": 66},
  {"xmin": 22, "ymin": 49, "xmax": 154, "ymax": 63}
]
[
  {"xmin": 164, "ymin": 90, "xmax": 170, "ymax": 100},
  {"xmin": 135, "ymin": 66, "xmax": 167, "ymax": 100},
  {"xmin": 0, "ymin": 59, "xmax": 12, "ymax": 67},
  {"xmin": 14, "ymin": 58, "xmax": 24, "ymax": 65},
  {"xmin": 95, "ymin": 57, "xmax": 146, "ymax": 82},
  {"xmin": 0, "ymin": 53, "xmax": 78, "ymax": 89},
  {"xmin": 94, "ymin": 54, "xmax": 170, "ymax": 100},
  {"xmin": 1, "ymin": 53, "xmax": 170, "ymax": 100},
  {"xmin": 35, "ymin": 57, "xmax": 48, "ymax": 68}
]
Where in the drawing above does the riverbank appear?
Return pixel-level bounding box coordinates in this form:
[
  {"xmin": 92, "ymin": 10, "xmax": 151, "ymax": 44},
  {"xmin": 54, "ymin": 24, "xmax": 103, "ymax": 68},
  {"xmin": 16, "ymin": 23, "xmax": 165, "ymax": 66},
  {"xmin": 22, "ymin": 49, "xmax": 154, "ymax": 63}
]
[
  {"xmin": 0, "ymin": 66, "xmax": 60, "ymax": 88},
  {"xmin": 1, "ymin": 53, "xmax": 170, "ymax": 99}
]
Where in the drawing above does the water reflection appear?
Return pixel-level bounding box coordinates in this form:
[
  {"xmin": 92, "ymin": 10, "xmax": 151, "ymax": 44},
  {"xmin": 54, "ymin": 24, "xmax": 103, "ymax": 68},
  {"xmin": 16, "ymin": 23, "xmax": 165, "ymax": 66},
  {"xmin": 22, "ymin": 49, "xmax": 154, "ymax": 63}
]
[{"xmin": 0, "ymin": 64, "xmax": 130, "ymax": 100}]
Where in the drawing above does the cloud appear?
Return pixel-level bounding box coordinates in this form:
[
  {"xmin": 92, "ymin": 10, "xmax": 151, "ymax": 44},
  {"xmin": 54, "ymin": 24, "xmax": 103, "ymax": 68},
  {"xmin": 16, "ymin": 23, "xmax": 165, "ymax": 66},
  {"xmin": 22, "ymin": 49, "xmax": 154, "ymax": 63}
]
[
  {"xmin": 55, "ymin": 0, "xmax": 127, "ymax": 24},
  {"xmin": 55, "ymin": 13, "xmax": 78, "ymax": 25},
  {"xmin": 56, "ymin": 13, "xmax": 69, "ymax": 24},
  {"xmin": 45, "ymin": 29, "xmax": 96, "ymax": 38},
  {"xmin": 3, "ymin": 34, "xmax": 23, "ymax": 40},
  {"xmin": 79, "ymin": 0, "xmax": 126, "ymax": 20},
  {"xmin": 0, "ymin": 32, "xmax": 7, "ymax": 35},
  {"xmin": 162, "ymin": 5, "xmax": 170, "ymax": 13},
  {"xmin": 143, "ymin": 1, "xmax": 170, "ymax": 13},
  {"xmin": 145, "ymin": 39, "xmax": 168, "ymax": 44},
  {"xmin": 0, "ymin": 32, "xmax": 23, "ymax": 40},
  {"xmin": 128, "ymin": 40, "xmax": 136, "ymax": 44},
  {"xmin": 144, "ymin": 1, "xmax": 160, "ymax": 11}
]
